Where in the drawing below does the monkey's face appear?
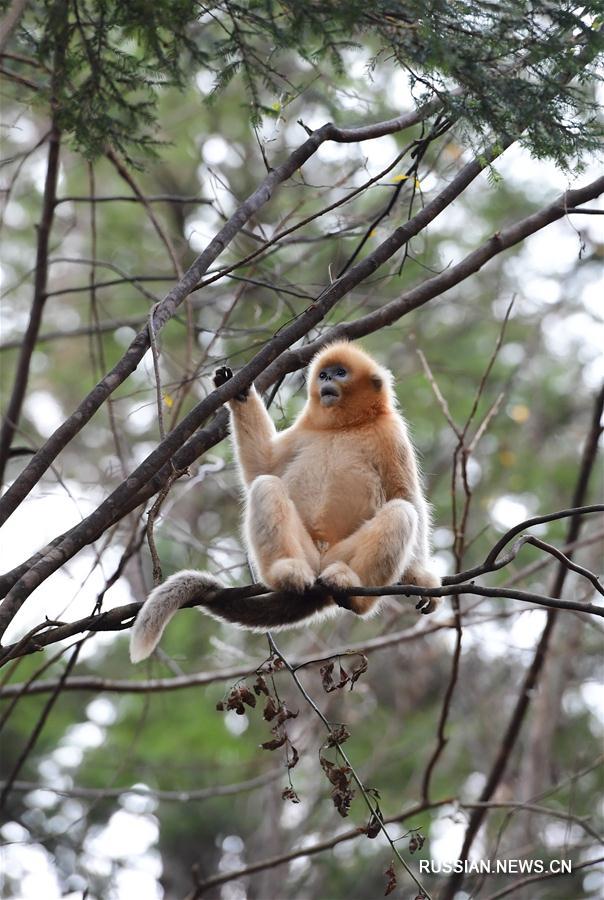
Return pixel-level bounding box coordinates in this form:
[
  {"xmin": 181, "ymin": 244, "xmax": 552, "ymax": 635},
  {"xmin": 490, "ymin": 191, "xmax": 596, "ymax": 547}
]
[
  {"xmin": 317, "ymin": 363, "xmax": 348, "ymax": 406},
  {"xmin": 306, "ymin": 341, "xmax": 392, "ymax": 426}
]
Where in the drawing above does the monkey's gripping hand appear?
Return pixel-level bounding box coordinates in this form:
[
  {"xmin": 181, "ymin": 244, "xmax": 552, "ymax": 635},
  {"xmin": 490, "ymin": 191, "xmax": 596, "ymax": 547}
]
[{"xmin": 213, "ymin": 366, "xmax": 249, "ymax": 402}]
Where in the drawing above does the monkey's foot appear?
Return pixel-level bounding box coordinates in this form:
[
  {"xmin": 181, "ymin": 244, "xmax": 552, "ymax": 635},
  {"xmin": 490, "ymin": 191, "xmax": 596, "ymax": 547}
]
[
  {"xmin": 267, "ymin": 558, "xmax": 316, "ymax": 593},
  {"xmin": 318, "ymin": 561, "xmax": 362, "ymax": 591},
  {"xmin": 415, "ymin": 596, "xmax": 441, "ymax": 615},
  {"xmin": 317, "ymin": 562, "xmax": 363, "ymax": 610},
  {"xmin": 401, "ymin": 566, "xmax": 442, "ymax": 615}
]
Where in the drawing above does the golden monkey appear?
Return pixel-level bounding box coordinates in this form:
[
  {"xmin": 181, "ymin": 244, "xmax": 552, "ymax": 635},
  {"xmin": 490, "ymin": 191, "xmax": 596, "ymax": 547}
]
[{"xmin": 130, "ymin": 341, "xmax": 440, "ymax": 663}]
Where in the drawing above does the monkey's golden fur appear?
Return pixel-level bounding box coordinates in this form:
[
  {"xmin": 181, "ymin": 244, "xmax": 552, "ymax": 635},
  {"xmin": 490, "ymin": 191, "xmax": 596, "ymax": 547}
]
[{"xmin": 130, "ymin": 341, "xmax": 439, "ymax": 663}]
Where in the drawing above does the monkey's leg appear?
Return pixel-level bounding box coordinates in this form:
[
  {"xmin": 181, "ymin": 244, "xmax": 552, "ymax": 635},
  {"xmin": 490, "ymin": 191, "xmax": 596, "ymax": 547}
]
[
  {"xmin": 320, "ymin": 499, "xmax": 418, "ymax": 615},
  {"xmin": 246, "ymin": 475, "xmax": 320, "ymax": 592}
]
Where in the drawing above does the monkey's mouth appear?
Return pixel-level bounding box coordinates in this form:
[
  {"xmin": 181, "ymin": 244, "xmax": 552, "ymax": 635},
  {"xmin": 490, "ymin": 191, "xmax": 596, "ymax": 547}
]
[{"xmin": 320, "ymin": 385, "xmax": 340, "ymax": 405}]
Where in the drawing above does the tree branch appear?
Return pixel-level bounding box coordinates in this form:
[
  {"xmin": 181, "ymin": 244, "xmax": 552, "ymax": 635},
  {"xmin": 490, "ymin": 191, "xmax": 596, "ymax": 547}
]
[
  {"xmin": 186, "ymin": 798, "xmax": 447, "ymax": 898},
  {"xmin": 0, "ymin": 103, "xmax": 439, "ymax": 524},
  {"xmin": 0, "ymin": 124, "xmax": 61, "ymax": 478},
  {"xmin": 0, "ymin": 619, "xmax": 449, "ymax": 697},
  {"xmin": 1, "ymin": 769, "xmax": 282, "ymax": 803},
  {"xmin": 0, "ymin": 0, "xmax": 29, "ymax": 56},
  {"xmin": 0, "ymin": 139, "xmax": 510, "ymax": 635},
  {"xmin": 0, "ymin": 503, "xmax": 602, "ymax": 665},
  {"xmin": 441, "ymin": 382, "xmax": 604, "ymax": 899}
]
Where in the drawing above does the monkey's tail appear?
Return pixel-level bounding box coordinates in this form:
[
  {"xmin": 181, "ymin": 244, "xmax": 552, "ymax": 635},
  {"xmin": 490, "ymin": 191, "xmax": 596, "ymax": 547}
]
[
  {"xmin": 129, "ymin": 570, "xmax": 223, "ymax": 663},
  {"xmin": 130, "ymin": 570, "xmax": 338, "ymax": 662},
  {"xmin": 201, "ymin": 585, "xmax": 336, "ymax": 631}
]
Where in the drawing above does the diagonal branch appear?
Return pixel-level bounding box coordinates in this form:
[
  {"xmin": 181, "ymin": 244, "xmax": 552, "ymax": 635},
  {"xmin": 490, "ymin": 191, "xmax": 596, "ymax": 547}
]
[
  {"xmin": 92, "ymin": 175, "xmax": 604, "ymax": 529},
  {"xmin": 0, "ymin": 103, "xmax": 439, "ymax": 524},
  {"xmin": 0, "ymin": 140, "xmax": 509, "ymax": 636},
  {"xmin": 186, "ymin": 798, "xmax": 446, "ymax": 898},
  {"xmin": 252, "ymin": 177, "xmax": 604, "ymax": 387}
]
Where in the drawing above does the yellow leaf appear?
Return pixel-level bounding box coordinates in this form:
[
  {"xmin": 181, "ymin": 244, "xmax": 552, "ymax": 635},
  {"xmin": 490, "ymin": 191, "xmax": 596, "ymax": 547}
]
[
  {"xmin": 368, "ymin": 229, "xmax": 377, "ymax": 237},
  {"xmin": 415, "ymin": 178, "xmax": 421, "ymax": 188},
  {"xmin": 163, "ymin": 394, "xmax": 174, "ymax": 408},
  {"xmin": 509, "ymin": 404, "xmax": 530, "ymax": 423},
  {"xmin": 393, "ymin": 174, "xmax": 409, "ymax": 182}
]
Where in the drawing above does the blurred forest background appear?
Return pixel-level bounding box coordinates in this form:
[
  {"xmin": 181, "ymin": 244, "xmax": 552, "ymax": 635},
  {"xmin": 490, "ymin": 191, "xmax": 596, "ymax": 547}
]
[{"xmin": 0, "ymin": 2, "xmax": 603, "ymax": 899}]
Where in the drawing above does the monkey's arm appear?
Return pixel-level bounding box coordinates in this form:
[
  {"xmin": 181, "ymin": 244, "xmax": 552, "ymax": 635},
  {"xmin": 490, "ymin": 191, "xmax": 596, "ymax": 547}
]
[
  {"xmin": 378, "ymin": 420, "xmax": 441, "ymax": 603},
  {"xmin": 214, "ymin": 366, "xmax": 277, "ymax": 485},
  {"xmin": 381, "ymin": 432, "xmax": 431, "ymax": 556},
  {"xmin": 379, "ymin": 422, "xmax": 423, "ymax": 503}
]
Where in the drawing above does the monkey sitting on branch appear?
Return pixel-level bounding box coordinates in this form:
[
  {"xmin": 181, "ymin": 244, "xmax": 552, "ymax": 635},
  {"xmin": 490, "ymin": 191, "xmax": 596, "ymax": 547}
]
[{"xmin": 130, "ymin": 341, "xmax": 440, "ymax": 663}]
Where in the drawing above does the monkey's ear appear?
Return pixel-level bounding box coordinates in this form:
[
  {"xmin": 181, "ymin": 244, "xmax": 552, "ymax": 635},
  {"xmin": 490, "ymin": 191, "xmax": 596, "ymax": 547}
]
[{"xmin": 370, "ymin": 374, "xmax": 383, "ymax": 391}]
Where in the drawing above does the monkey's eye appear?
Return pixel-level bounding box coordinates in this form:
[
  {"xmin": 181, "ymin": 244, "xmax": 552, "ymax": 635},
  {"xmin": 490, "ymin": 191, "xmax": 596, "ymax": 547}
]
[
  {"xmin": 335, "ymin": 368, "xmax": 346, "ymax": 378},
  {"xmin": 319, "ymin": 371, "xmax": 328, "ymax": 381}
]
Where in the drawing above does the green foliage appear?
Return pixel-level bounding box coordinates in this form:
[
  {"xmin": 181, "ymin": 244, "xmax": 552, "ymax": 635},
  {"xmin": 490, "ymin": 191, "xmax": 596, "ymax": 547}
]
[
  {"xmin": 3, "ymin": 0, "xmax": 602, "ymax": 164},
  {"xmin": 3, "ymin": 0, "xmax": 207, "ymax": 161}
]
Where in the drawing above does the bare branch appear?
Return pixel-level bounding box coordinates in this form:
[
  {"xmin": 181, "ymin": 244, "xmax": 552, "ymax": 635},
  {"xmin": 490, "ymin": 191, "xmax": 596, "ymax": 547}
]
[
  {"xmin": 0, "ymin": 140, "xmax": 510, "ymax": 634},
  {"xmin": 0, "ymin": 619, "xmax": 449, "ymax": 697},
  {"xmin": 1, "ymin": 557, "xmax": 602, "ymax": 666},
  {"xmin": 1, "ymin": 769, "xmax": 282, "ymax": 803},
  {"xmin": 441, "ymin": 382, "xmax": 604, "ymax": 899},
  {"xmin": 0, "ymin": 641, "xmax": 82, "ymax": 812},
  {"xmin": 0, "ymin": 104, "xmax": 440, "ymax": 523},
  {"xmin": 0, "ymin": 0, "xmax": 29, "ymax": 55},
  {"xmin": 460, "ymin": 800, "xmax": 603, "ymax": 845},
  {"xmin": 55, "ymin": 194, "xmax": 213, "ymax": 205},
  {"xmin": 0, "ymin": 125, "xmax": 61, "ymax": 478},
  {"xmin": 186, "ymin": 798, "xmax": 446, "ymax": 898},
  {"xmin": 0, "ymin": 2, "xmax": 69, "ymax": 479}
]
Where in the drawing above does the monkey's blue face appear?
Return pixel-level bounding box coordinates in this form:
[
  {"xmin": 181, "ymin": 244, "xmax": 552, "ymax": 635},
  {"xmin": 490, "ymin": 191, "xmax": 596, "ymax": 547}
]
[{"xmin": 318, "ymin": 364, "xmax": 348, "ymax": 406}]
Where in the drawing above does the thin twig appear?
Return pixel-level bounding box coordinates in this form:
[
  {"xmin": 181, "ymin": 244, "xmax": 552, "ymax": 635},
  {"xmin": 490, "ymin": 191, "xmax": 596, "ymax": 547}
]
[
  {"xmin": 2, "ymin": 769, "xmax": 282, "ymax": 803},
  {"xmin": 441, "ymin": 383, "xmax": 604, "ymax": 899},
  {"xmin": 0, "ymin": 641, "xmax": 83, "ymax": 812}
]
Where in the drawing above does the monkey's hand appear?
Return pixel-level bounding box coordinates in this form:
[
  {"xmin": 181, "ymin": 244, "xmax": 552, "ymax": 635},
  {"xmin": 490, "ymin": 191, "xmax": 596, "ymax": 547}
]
[{"xmin": 213, "ymin": 366, "xmax": 249, "ymax": 402}]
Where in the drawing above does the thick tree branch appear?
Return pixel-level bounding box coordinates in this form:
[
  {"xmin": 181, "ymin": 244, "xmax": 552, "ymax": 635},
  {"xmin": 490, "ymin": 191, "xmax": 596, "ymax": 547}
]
[
  {"xmin": 0, "ymin": 103, "xmax": 438, "ymax": 522},
  {"xmin": 252, "ymin": 176, "xmax": 604, "ymax": 386},
  {"xmin": 1, "ymin": 581, "xmax": 603, "ymax": 667},
  {"xmin": 0, "ymin": 140, "xmax": 510, "ymax": 635}
]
